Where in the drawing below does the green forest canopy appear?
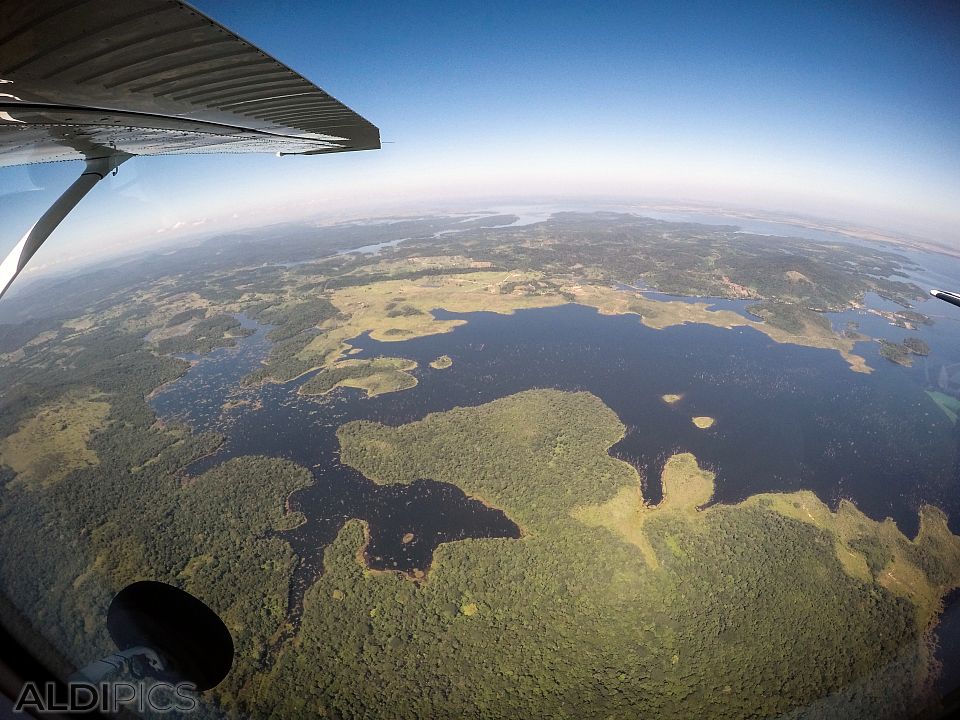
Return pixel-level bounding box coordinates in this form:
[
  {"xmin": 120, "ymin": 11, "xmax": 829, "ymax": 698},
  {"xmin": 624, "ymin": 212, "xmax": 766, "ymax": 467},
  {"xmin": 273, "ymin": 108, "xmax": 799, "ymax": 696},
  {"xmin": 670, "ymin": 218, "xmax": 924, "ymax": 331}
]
[{"xmin": 256, "ymin": 389, "xmax": 960, "ymax": 720}]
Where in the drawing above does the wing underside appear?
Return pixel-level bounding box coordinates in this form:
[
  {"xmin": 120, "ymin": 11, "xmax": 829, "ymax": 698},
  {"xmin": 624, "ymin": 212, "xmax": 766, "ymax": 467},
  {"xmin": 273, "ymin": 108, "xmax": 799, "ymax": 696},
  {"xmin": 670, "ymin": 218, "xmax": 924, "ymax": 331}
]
[
  {"xmin": 0, "ymin": 0, "xmax": 379, "ymax": 299},
  {"xmin": 0, "ymin": 0, "xmax": 380, "ymax": 166}
]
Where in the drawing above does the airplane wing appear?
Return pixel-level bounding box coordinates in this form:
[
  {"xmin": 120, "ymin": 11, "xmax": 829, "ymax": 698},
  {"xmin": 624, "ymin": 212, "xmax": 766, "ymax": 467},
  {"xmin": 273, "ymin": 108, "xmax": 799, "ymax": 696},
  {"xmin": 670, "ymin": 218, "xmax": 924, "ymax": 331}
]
[
  {"xmin": 0, "ymin": 0, "xmax": 380, "ymax": 297},
  {"xmin": 0, "ymin": 0, "xmax": 380, "ymax": 165}
]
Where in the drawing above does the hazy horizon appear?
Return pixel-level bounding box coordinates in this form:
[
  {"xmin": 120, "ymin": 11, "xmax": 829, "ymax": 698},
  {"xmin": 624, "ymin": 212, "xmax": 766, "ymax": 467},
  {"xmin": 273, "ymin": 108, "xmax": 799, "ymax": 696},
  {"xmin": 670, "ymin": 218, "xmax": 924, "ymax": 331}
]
[
  {"xmin": 1, "ymin": 0, "xmax": 958, "ymax": 281},
  {"xmin": 3, "ymin": 195, "xmax": 955, "ymax": 304}
]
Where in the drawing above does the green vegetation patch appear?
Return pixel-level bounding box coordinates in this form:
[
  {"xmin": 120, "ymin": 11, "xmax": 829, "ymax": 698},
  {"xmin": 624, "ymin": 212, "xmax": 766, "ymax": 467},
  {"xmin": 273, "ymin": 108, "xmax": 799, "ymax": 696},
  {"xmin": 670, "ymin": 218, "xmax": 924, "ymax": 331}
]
[
  {"xmin": 0, "ymin": 448, "xmax": 311, "ymax": 715},
  {"xmin": 0, "ymin": 390, "xmax": 110, "ymax": 487},
  {"xmin": 301, "ymin": 357, "xmax": 418, "ymax": 398},
  {"xmin": 429, "ymin": 354, "xmax": 453, "ymax": 369},
  {"xmin": 153, "ymin": 314, "xmax": 253, "ymax": 356},
  {"xmin": 574, "ymin": 451, "xmax": 714, "ymax": 568},
  {"xmin": 253, "ymin": 297, "xmax": 340, "ymax": 343},
  {"xmin": 878, "ymin": 337, "xmax": 929, "ymax": 367},
  {"xmin": 746, "ymin": 301, "xmax": 833, "ymax": 335},
  {"xmin": 164, "ymin": 308, "xmax": 206, "ymax": 328},
  {"xmin": 849, "ymin": 533, "xmax": 893, "ymax": 579}
]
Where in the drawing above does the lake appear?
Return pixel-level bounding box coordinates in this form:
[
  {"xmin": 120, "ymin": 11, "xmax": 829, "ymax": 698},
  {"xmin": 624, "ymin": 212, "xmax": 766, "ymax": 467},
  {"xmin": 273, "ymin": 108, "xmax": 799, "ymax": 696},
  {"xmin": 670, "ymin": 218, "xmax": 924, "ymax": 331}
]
[{"xmin": 150, "ymin": 301, "xmax": 958, "ymax": 568}]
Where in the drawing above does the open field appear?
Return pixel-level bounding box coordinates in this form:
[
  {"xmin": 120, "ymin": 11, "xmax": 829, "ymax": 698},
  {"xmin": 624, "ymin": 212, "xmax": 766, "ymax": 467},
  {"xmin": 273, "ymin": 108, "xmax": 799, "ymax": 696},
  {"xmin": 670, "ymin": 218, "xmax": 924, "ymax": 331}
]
[
  {"xmin": 0, "ymin": 390, "xmax": 110, "ymax": 487},
  {"xmin": 573, "ymin": 451, "xmax": 715, "ymax": 568},
  {"xmin": 745, "ymin": 491, "xmax": 960, "ymax": 627},
  {"xmin": 318, "ymin": 270, "xmax": 563, "ymax": 345}
]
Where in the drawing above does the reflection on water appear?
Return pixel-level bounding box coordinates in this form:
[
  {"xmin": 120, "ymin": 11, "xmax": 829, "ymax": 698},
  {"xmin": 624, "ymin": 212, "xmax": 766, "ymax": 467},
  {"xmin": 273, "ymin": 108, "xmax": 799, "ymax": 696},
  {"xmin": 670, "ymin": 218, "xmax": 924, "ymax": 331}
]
[{"xmin": 342, "ymin": 236, "xmax": 411, "ymax": 255}]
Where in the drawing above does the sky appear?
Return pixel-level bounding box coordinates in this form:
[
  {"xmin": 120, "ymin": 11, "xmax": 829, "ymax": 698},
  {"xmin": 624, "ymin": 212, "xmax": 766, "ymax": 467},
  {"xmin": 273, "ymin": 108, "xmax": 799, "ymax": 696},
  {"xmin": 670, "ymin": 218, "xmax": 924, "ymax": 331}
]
[{"xmin": 2, "ymin": 0, "xmax": 960, "ymax": 275}]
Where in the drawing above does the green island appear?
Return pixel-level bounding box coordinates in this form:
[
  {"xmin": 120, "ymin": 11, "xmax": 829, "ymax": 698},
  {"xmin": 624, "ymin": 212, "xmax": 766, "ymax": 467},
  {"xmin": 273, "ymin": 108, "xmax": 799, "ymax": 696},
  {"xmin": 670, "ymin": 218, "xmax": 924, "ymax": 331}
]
[
  {"xmin": 878, "ymin": 337, "xmax": 931, "ymax": 367},
  {"xmin": 429, "ymin": 354, "xmax": 453, "ymax": 369},
  {"xmin": 300, "ymin": 357, "xmax": 418, "ymax": 398},
  {"xmin": 691, "ymin": 415, "xmax": 716, "ymax": 429},
  {"xmin": 661, "ymin": 393, "xmax": 683, "ymax": 404},
  {"xmin": 872, "ymin": 309, "xmax": 933, "ymax": 330}
]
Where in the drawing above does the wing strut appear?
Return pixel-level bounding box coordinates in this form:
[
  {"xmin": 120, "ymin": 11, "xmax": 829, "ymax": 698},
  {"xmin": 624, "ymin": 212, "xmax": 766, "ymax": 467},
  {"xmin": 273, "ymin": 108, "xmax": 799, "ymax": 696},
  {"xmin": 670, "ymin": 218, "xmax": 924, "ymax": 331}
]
[
  {"xmin": 930, "ymin": 290, "xmax": 960, "ymax": 309},
  {"xmin": 0, "ymin": 153, "xmax": 130, "ymax": 299}
]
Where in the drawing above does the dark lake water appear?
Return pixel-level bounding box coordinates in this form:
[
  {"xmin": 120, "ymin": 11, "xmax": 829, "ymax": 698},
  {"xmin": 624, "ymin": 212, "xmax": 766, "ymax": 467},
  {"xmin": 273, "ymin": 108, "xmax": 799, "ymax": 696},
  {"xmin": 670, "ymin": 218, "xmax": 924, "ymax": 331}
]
[
  {"xmin": 148, "ymin": 301, "xmax": 960, "ymax": 540},
  {"xmin": 149, "ymin": 300, "xmax": 960, "ymax": 674}
]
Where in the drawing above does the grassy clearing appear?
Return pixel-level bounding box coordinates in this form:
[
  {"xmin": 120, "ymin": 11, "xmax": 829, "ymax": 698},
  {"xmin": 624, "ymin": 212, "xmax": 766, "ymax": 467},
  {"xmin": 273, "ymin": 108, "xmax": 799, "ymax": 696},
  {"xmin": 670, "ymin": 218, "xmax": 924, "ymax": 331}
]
[
  {"xmin": 0, "ymin": 390, "xmax": 110, "ymax": 487},
  {"xmin": 62, "ymin": 316, "xmax": 96, "ymax": 332},
  {"xmin": 573, "ymin": 435, "xmax": 960, "ymax": 629},
  {"xmin": 144, "ymin": 317, "xmax": 202, "ymax": 344},
  {"xmin": 116, "ymin": 290, "xmax": 214, "ymax": 334},
  {"xmin": 293, "ymin": 271, "xmax": 565, "ymax": 373},
  {"xmin": 328, "ymin": 270, "xmax": 563, "ymax": 340},
  {"xmin": 574, "ymin": 452, "xmax": 715, "ymax": 568},
  {"xmin": 744, "ymin": 492, "xmax": 960, "ymax": 627}
]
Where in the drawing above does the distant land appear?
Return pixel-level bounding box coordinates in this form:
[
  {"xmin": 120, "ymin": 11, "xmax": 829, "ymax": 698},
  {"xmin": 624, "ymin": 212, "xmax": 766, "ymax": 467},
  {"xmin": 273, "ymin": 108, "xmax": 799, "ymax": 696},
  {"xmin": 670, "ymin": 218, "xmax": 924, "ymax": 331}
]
[{"xmin": 626, "ymin": 200, "xmax": 960, "ymax": 259}]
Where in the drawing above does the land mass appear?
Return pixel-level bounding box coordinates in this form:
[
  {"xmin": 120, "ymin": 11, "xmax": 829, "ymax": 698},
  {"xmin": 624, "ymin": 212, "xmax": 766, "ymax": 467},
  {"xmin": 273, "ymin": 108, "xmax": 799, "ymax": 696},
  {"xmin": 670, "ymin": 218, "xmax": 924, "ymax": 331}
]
[
  {"xmin": 429, "ymin": 354, "xmax": 453, "ymax": 369},
  {"xmin": 300, "ymin": 357, "xmax": 418, "ymax": 398},
  {"xmin": 144, "ymin": 211, "xmax": 931, "ymax": 389},
  {"xmin": 0, "ymin": 211, "xmax": 952, "ymax": 720},
  {"xmin": 3, "ymin": 212, "xmax": 929, "ymax": 401},
  {"xmin": 878, "ymin": 337, "xmax": 930, "ymax": 367},
  {"xmin": 253, "ymin": 389, "xmax": 960, "ymax": 720}
]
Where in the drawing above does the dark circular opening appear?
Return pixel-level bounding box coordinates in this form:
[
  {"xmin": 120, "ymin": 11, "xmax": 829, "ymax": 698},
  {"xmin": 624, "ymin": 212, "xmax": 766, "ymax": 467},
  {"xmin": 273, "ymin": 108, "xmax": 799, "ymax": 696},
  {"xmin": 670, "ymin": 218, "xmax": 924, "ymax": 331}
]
[{"xmin": 107, "ymin": 581, "xmax": 234, "ymax": 692}]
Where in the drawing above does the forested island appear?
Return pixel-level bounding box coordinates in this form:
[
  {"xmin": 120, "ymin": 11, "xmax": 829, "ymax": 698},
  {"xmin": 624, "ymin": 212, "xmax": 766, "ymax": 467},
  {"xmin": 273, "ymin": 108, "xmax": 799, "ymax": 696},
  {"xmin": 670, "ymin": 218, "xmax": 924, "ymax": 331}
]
[
  {"xmin": 0, "ymin": 210, "xmax": 955, "ymax": 719},
  {"xmin": 878, "ymin": 337, "xmax": 930, "ymax": 367}
]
